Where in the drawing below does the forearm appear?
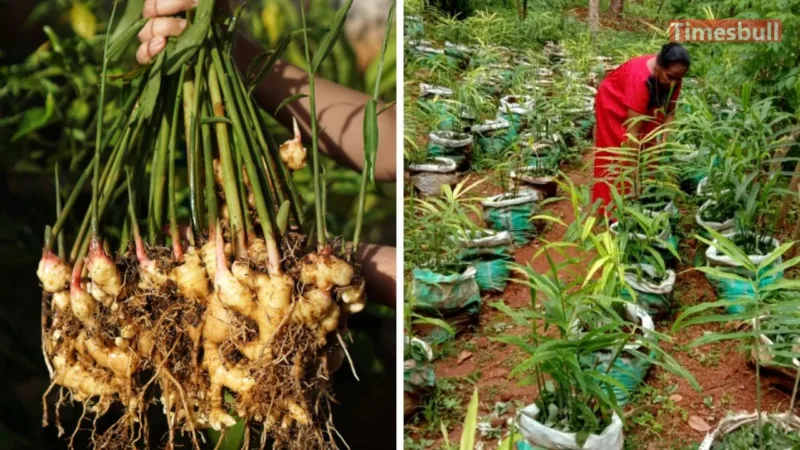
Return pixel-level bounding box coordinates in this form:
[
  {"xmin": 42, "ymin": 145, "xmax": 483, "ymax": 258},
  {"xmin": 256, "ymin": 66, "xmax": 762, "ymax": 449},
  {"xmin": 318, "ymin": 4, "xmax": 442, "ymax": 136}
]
[
  {"xmin": 354, "ymin": 244, "xmax": 396, "ymax": 309},
  {"xmin": 230, "ymin": 33, "xmax": 397, "ymax": 182}
]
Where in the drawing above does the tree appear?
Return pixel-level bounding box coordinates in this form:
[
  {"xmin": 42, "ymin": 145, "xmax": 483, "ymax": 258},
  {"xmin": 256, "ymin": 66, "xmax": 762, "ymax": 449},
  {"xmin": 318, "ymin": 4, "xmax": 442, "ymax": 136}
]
[
  {"xmin": 611, "ymin": 0, "xmax": 624, "ymax": 17},
  {"xmin": 589, "ymin": 0, "xmax": 600, "ymax": 38}
]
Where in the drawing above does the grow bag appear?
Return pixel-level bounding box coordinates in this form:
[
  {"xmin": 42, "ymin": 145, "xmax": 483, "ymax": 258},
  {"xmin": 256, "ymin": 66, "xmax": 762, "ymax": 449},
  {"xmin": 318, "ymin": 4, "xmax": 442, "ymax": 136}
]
[
  {"xmin": 696, "ymin": 176, "xmax": 731, "ymax": 198},
  {"xmin": 411, "ymin": 267, "xmax": 481, "ymax": 344},
  {"xmin": 444, "ymin": 41, "xmax": 470, "ymax": 62},
  {"xmin": 409, "ymin": 157, "xmax": 458, "ymax": 197},
  {"xmin": 517, "ymin": 404, "xmax": 624, "ymax": 450},
  {"xmin": 415, "ymin": 98, "xmax": 458, "ymax": 129},
  {"xmin": 698, "ymin": 412, "xmax": 800, "ymax": 450},
  {"xmin": 482, "ymin": 191, "xmax": 541, "ymax": 245},
  {"xmin": 609, "ymin": 221, "xmax": 679, "ymax": 266},
  {"xmin": 621, "ymin": 264, "xmax": 676, "ymax": 321},
  {"xmin": 695, "ymin": 200, "xmax": 735, "ymax": 237},
  {"xmin": 413, "ymin": 45, "xmax": 459, "ymax": 69},
  {"xmin": 751, "ymin": 316, "xmax": 800, "ymax": 383},
  {"xmin": 427, "ymin": 131, "xmax": 473, "ymax": 170},
  {"xmin": 498, "ymin": 95, "xmax": 535, "ymax": 131},
  {"xmin": 455, "ymin": 230, "xmax": 514, "ymax": 293},
  {"xmin": 404, "ymin": 15, "xmax": 424, "ymax": 38},
  {"xmin": 704, "ymin": 233, "xmax": 783, "ymax": 314},
  {"xmin": 510, "ymin": 167, "xmax": 558, "ymax": 199},
  {"xmin": 419, "ymin": 83, "xmax": 453, "ymax": 98},
  {"xmin": 473, "ymin": 117, "xmax": 517, "ymax": 156},
  {"xmin": 579, "ymin": 304, "xmax": 656, "ymax": 407},
  {"xmin": 403, "ymin": 337, "xmax": 435, "ymax": 416}
]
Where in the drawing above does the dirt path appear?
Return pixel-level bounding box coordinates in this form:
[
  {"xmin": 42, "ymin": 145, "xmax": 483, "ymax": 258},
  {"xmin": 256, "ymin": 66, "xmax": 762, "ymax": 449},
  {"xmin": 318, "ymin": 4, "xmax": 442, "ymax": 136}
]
[{"xmin": 406, "ymin": 151, "xmax": 799, "ymax": 449}]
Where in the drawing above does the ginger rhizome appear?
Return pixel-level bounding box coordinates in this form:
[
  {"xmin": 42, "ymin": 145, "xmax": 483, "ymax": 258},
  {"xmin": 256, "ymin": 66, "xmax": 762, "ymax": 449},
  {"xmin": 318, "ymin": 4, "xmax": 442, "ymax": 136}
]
[{"xmin": 38, "ymin": 4, "xmax": 367, "ymax": 449}]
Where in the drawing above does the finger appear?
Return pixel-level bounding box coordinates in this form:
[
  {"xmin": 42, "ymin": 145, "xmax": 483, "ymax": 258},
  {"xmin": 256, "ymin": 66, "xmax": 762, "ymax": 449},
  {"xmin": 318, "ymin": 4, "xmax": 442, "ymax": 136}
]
[
  {"xmin": 138, "ymin": 17, "xmax": 188, "ymax": 43},
  {"xmin": 143, "ymin": 0, "xmax": 198, "ymax": 19},
  {"xmin": 136, "ymin": 36, "xmax": 167, "ymax": 65}
]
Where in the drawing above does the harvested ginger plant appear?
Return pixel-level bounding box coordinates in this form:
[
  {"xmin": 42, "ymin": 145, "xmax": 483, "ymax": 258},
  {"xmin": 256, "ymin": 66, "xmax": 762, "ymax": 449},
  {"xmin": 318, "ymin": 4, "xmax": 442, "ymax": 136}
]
[{"xmin": 37, "ymin": 2, "xmax": 371, "ymax": 448}]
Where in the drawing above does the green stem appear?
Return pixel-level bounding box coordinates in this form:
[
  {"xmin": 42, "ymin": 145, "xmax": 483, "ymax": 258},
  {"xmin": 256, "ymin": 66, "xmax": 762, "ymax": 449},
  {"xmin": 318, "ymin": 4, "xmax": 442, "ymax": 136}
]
[
  {"xmin": 235, "ymin": 136, "xmax": 254, "ymax": 237},
  {"xmin": 54, "ymin": 164, "xmax": 65, "ymax": 259},
  {"xmin": 184, "ymin": 76, "xmax": 201, "ymax": 236},
  {"xmin": 227, "ymin": 52, "xmax": 281, "ymax": 221},
  {"xmin": 169, "ymin": 68, "xmax": 186, "ymax": 259},
  {"xmin": 352, "ymin": 160, "xmax": 369, "ymax": 251},
  {"xmin": 211, "ymin": 37, "xmax": 279, "ymax": 271},
  {"xmin": 51, "ymin": 159, "xmax": 92, "ymax": 248},
  {"xmin": 234, "ymin": 66, "xmax": 285, "ymax": 208},
  {"xmin": 208, "ymin": 64, "xmax": 246, "ymax": 257},
  {"xmin": 189, "ymin": 47, "xmax": 208, "ymax": 234},
  {"xmin": 754, "ymin": 283, "xmax": 763, "ymax": 447},
  {"xmin": 71, "ymin": 124, "xmax": 135, "ymax": 262},
  {"xmin": 201, "ymin": 102, "xmax": 218, "ymax": 232},
  {"xmin": 300, "ymin": 6, "xmax": 326, "ymax": 248},
  {"xmin": 150, "ymin": 108, "xmax": 172, "ymax": 242},
  {"xmin": 90, "ymin": 0, "xmax": 120, "ymax": 239},
  {"xmin": 126, "ymin": 168, "xmax": 141, "ymax": 241},
  {"xmin": 119, "ymin": 216, "xmax": 130, "ymax": 255}
]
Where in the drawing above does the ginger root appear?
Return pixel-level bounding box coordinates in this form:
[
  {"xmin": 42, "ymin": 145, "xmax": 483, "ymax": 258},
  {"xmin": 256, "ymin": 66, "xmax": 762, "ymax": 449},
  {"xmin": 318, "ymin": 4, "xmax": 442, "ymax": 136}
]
[{"xmin": 279, "ymin": 118, "xmax": 308, "ymax": 171}]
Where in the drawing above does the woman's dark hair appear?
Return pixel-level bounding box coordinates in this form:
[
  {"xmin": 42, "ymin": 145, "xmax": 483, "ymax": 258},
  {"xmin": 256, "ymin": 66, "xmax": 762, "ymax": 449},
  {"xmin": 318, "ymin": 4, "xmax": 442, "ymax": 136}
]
[{"xmin": 656, "ymin": 42, "xmax": 691, "ymax": 70}]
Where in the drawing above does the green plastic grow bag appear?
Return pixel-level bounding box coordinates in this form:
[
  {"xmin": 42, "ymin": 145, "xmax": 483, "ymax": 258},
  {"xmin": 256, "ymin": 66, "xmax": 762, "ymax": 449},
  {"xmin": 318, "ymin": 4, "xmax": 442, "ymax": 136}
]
[
  {"xmin": 411, "ymin": 267, "xmax": 481, "ymax": 344},
  {"xmin": 416, "ymin": 99, "xmax": 458, "ymax": 130},
  {"xmin": 704, "ymin": 235, "xmax": 783, "ymax": 314},
  {"xmin": 482, "ymin": 195, "xmax": 539, "ymax": 245},
  {"xmin": 705, "ymin": 265, "xmax": 783, "ymax": 314},
  {"xmin": 475, "ymin": 128, "xmax": 518, "ymax": 156},
  {"xmin": 580, "ymin": 350, "xmax": 655, "ymax": 407},
  {"xmin": 457, "ymin": 246, "xmax": 513, "ymax": 293}
]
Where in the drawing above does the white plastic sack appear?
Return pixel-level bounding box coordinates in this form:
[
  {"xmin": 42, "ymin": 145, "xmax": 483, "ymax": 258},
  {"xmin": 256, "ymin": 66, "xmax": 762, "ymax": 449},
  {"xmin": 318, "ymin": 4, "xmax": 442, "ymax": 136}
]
[
  {"xmin": 486, "ymin": 63, "xmax": 513, "ymax": 71},
  {"xmin": 752, "ymin": 316, "xmax": 800, "ymax": 371},
  {"xmin": 699, "ymin": 412, "xmax": 800, "ymax": 450},
  {"xmin": 642, "ymin": 201, "xmax": 678, "ymax": 217},
  {"xmin": 500, "ymin": 95, "xmax": 535, "ymax": 116},
  {"xmin": 453, "ymin": 229, "xmax": 513, "ymax": 249},
  {"xmin": 429, "ymin": 131, "xmax": 472, "ymax": 148},
  {"xmin": 420, "ymin": 83, "xmax": 453, "ymax": 97},
  {"xmin": 520, "ymin": 141, "xmax": 555, "ymax": 153},
  {"xmin": 518, "ymin": 404, "xmax": 624, "ymax": 450},
  {"xmin": 408, "ymin": 157, "xmax": 457, "ymax": 173},
  {"xmin": 531, "ymin": 78, "xmax": 555, "ymax": 86},
  {"xmin": 520, "ymin": 131, "xmax": 560, "ymax": 146},
  {"xmin": 415, "ymin": 45, "xmax": 443, "ymax": 55},
  {"xmin": 696, "ymin": 200, "xmax": 735, "ymax": 233},
  {"xmin": 705, "ymin": 232, "xmax": 780, "ymax": 268},
  {"xmin": 510, "ymin": 167, "xmax": 556, "ymax": 184},
  {"xmin": 609, "ymin": 221, "xmax": 672, "ymax": 244},
  {"xmin": 481, "ymin": 190, "xmax": 541, "ymax": 208},
  {"xmin": 409, "ymin": 157, "xmax": 458, "ymax": 196},
  {"xmin": 404, "ymin": 336, "xmax": 434, "ymax": 362},
  {"xmin": 472, "ymin": 117, "xmax": 511, "ymax": 134},
  {"xmin": 407, "ymin": 39, "xmax": 433, "ymax": 47},
  {"xmin": 696, "ymin": 176, "xmax": 731, "ymax": 197},
  {"xmin": 673, "ymin": 145, "xmax": 699, "ymax": 163},
  {"xmin": 624, "ymin": 264, "xmax": 676, "ymax": 295},
  {"xmin": 444, "ymin": 41, "xmax": 471, "ymax": 53}
]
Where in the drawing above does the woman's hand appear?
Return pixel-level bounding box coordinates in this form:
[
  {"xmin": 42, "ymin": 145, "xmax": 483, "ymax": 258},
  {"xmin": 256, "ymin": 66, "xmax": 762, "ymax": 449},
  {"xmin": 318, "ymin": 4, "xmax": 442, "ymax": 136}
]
[{"xmin": 136, "ymin": 0, "xmax": 199, "ymax": 64}]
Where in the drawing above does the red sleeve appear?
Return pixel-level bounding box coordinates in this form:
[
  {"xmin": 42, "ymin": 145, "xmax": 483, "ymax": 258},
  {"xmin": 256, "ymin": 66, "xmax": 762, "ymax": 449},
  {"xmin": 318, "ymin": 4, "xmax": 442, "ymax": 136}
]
[{"xmin": 622, "ymin": 65, "xmax": 650, "ymax": 115}]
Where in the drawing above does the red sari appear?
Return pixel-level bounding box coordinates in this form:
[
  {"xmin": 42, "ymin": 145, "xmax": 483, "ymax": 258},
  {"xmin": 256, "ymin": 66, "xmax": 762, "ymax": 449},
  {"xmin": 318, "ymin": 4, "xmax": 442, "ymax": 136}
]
[{"xmin": 592, "ymin": 54, "xmax": 681, "ymax": 212}]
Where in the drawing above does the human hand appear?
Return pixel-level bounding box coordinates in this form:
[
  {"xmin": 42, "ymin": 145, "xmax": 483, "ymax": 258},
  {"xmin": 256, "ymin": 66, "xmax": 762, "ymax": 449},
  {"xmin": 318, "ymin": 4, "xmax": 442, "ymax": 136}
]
[{"xmin": 136, "ymin": 0, "xmax": 200, "ymax": 64}]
